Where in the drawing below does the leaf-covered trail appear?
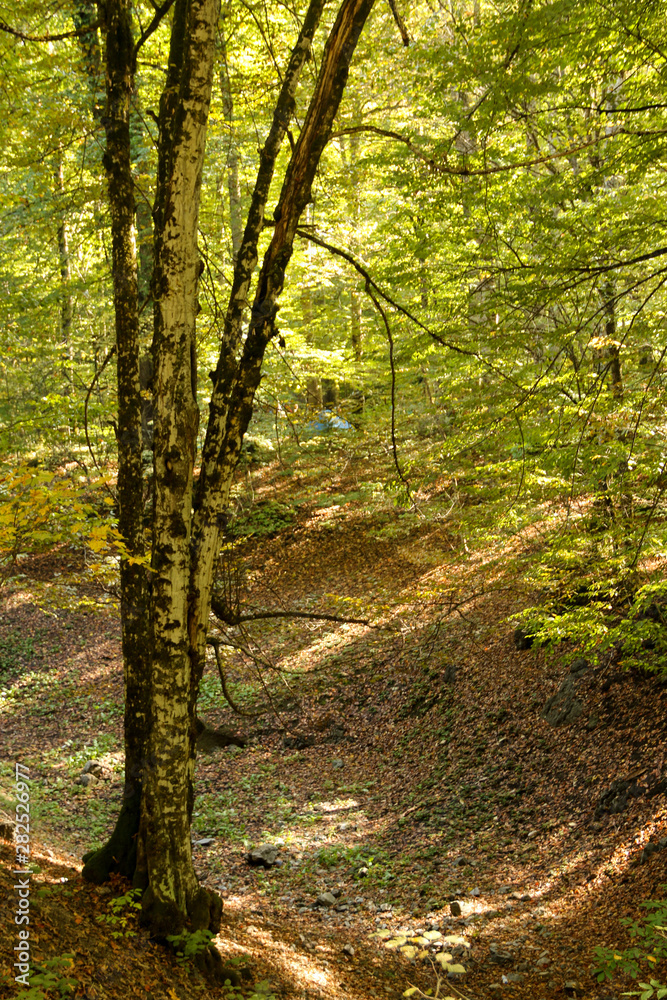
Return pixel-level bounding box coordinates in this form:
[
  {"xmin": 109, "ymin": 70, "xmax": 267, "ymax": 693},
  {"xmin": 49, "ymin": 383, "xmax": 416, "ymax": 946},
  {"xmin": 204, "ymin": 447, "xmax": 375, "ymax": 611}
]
[{"xmin": 1, "ymin": 460, "xmax": 666, "ymax": 1000}]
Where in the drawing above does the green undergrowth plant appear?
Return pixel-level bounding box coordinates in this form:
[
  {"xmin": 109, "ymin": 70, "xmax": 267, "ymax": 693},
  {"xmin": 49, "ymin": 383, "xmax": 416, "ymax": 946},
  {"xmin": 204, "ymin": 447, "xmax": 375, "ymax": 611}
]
[
  {"xmin": 511, "ymin": 576, "xmax": 667, "ymax": 674},
  {"xmin": 96, "ymin": 888, "xmax": 142, "ymax": 939},
  {"xmin": 24, "ymin": 953, "xmax": 78, "ymax": 999},
  {"xmin": 229, "ymin": 499, "xmax": 296, "ymax": 539},
  {"xmin": 165, "ymin": 928, "xmax": 213, "ymax": 965},
  {"xmin": 593, "ymin": 888, "xmax": 667, "ymax": 995}
]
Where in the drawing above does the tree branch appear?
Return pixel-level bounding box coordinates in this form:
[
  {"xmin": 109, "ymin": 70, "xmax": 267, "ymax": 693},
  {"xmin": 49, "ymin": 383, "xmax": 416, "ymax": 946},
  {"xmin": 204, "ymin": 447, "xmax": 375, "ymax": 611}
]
[
  {"xmin": 207, "ymin": 636, "xmax": 265, "ymax": 716},
  {"xmin": 331, "ymin": 124, "xmax": 624, "ymax": 176},
  {"xmin": 133, "ymin": 0, "xmax": 177, "ymax": 57},
  {"xmin": 386, "ymin": 0, "xmax": 409, "ymax": 45},
  {"xmin": 0, "ymin": 18, "xmax": 100, "ymax": 42},
  {"xmin": 211, "ymin": 595, "xmax": 372, "ymax": 627},
  {"xmin": 84, "ymin": 346, "xmax": 116, "ymax": 477}
]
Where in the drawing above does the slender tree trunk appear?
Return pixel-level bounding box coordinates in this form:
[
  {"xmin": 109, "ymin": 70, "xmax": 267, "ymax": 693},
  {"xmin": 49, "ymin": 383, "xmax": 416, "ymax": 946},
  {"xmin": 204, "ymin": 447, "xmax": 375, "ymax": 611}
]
[
  {"xmin": 84, "ymin": 0, "xmax": 376, "ymax": 956},
  {"xmin": 136, "ymin": 0, "xmax": 222, "ymax": 937},
  {"xmin": 220, "ymin": 32, "xmax": 243, "ymax": 262},
  {"xmin": 54, "ymin": 158, "xmax": 74, "ymax": 406},
  {"xmin": 82, "ymin": 0, "xmax": 150, "ymax": 886}
]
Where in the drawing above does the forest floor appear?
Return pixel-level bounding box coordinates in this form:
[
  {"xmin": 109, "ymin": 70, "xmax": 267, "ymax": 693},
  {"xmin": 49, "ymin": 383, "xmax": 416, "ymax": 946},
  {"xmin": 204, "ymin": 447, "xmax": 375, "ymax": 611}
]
[{"xmin": 1, "ymin": 438, "xmax": 666, "ymax": 1000}]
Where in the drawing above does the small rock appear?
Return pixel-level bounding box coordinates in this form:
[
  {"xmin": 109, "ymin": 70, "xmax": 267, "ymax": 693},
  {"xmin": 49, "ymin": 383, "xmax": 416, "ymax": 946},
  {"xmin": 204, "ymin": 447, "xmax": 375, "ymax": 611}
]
[
  {"xmin": 542, "ymin": 676, "xmax": 583, "ymax": 727},
  {"xmin": 586, "ymin": 715, "xmax": 599, "ymax": 731},
  {"xmin": 454, "ymin": 856, "xmax": 468, "ymax": 868},
  {"xmin": 469, "ymin": 887, "xmax": 481, "ymax": 898},
  {"xmin": 450, "ymin": 901, "xmax": 461, "ymax": 916},
  {"xmin": 342, "ymin": 944, "xmax": 355, "ymax": 957},
  {"xmin": 193, "ymin": 837, "xmax": 215, "ymax": 846},
  {"xmin": 283, "ymin": 734, "xmax": 316, "ymax": 749},
  {"xmin": 0, "ymin": 813, "xmax": 15, "ymax": 841},
  {"xmin": 247, "ymin": 845, "xmax": 279, "ymax": 868},
  {"xmin": 514, "ymin": 627, "xmax": 534, "ymax": 650},
  {"xmin": 536, "ymin": 956, "xmax": 551, "ymax": 966},
  {"xmin": 82, "ymin": 760, "xmax": 112, "ymax": 780},
  {"xmin": 332, "ymin": 759, "xmax": 344, "ymax": 770},
  {"xmin": 489, "ymin": 948, "xmax": 513, "ymax": 965},
  {"xmin": 316, "ymin": 892, "xmax": 337, "ymax": 907},
  {"xmin": 506, "ymin": 973, "xmax": 524, "ymax": 983},
  {"xmin": 444, "ymin": 663, "xmax": 457, "ymax": 684}
]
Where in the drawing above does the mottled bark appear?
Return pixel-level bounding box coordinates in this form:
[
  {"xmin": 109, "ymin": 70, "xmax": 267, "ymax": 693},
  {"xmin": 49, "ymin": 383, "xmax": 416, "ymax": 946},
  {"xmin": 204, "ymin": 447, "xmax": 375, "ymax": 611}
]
[
  {"xmin": 137, "ymin": 0, "xmax": 221, "ymax": 937},
  {"xmin": 73, "ymin": 1, "xmax": 104, "ymax": 120},
  {"xmin": 190, "ymin": 0, "xmax": 377, "ymax": 698},
  {"xmin": 82, "ymin": 0, "xmax": 150, "ymax": 886},
  {"xmin": 85, "ymin": 0, "xmax": 376, "ymax": 956}
]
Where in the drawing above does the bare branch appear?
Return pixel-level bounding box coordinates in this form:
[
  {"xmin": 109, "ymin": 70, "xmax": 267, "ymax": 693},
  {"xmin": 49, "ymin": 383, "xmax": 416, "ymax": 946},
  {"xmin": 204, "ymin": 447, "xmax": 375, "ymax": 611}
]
[
  {"xmin": 211, "ymin": 594, "xmax": 372, "ymax": 627},
  {"xmin": 84, "ymin": 347, "xmax": 116, "ymax": 478},
  {"xmin": 331, "ymin": 124, "xmax": 624, "ymax": 177},
  {"xmin": 133, "ymin": 0, "xmax": 176, "ymax": 56},
  {"xmin": 0, "ymin": 17, "xmax": 100, "ymax": 42},
  {"xmin": 386, "ymin": 0, "xmax": 409, "ymax": 45},
  {"xmin": 207, "ymin": 636, "xmax": 266, "ymax": 716}
]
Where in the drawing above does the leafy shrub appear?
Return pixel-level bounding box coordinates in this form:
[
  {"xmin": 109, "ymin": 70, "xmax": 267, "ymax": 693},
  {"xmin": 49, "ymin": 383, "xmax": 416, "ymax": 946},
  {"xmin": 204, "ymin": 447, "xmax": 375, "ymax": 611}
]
[
  {"xmin": 96, "ymin": 888, "xmax": 142, "ymax": 939},
  {"xmin": 166, "ymin": 928, "xmax": 214, "ymax": 964},
  {"xmin": 25, "ymin": 953, "xmax": 77, "ymax": 998},
  {"xmin": 229, "ymin": 500, "xmax": 296, "ymax": 539},
  {"xmin": 593, "ymin": 888, "xmax": 667, "ymax": 995}
]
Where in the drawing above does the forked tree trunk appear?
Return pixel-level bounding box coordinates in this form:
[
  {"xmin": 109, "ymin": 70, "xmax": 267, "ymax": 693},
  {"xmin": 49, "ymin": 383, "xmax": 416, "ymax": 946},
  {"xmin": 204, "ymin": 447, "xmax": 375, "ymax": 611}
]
[{"xmin": 85, "ymin": 0, "xmax": 376, "ymax": 954}]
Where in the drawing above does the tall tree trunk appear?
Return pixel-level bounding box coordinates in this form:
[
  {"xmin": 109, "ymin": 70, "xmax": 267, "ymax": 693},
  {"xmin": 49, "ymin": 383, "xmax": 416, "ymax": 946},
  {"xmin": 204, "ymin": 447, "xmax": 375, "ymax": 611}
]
[
  {"xmin": 220, "ymin": 31, "xmax": 243, "ymax": 262},
  {"xmin": 84, "ymin": 0, "xmax": 376, "ymax": 955},
  {"xmin": 136, "ymin": 0, "xmax": 222, "ymax": 938},
  {"xmin": 82, "ymin": 0, "xmax": 150, "ymax": 886},
  {"xmin": 54, "ymin": 158, "xmax": 74, "ymax": 410}
]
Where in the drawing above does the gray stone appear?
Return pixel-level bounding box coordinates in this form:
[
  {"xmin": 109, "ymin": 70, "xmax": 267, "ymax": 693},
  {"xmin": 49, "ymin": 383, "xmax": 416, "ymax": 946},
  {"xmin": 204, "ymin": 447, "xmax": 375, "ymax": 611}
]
[
  {"xmin": 193, "ymin": 837, "xmax": 215, "ymax": 846},
  {"xmin": 489, "ymin": 947, "xmax": 513, "ymax": 965},
  {"xmin": 248, "ymin": 844, "xmax": 279, "ymax": 867},
  {"xmin": 0, "ymin": 813, "xmax": 16, "ymax": 841},
  {"xmin": 454, "ymin": 856, "xmax": 468, "ymax": 868},
  {"xmin": 542, "ymin": 676, "xmax": 583, "ymax": 727},
  {"xmin": 470, "ymin": 887, "xmax": 481, "ymax": 897},
  {"xmin": 596, "ymin": 776, "xmax": 645, "ymax": 818},
  {"xmin": 316, "ymin": 892, "xmax": 337, "ymax": 907},
  {"xmin": 332, "ymin": 759, "xmax": 344, "ymax": 770},
  {"xmin": 342, "ymin": 944, "xmax": 355, "ymax": 957},
  {"xmin": 82, "ymin": 760, "xmax": 112, "ymax": 779},
  {"xmin": 506, "ymin": 973, "xmax": 524, "ymax": 983},
  {"xmin": 450, "ymin": 901, "xmax": 461, "ymax": 916}
]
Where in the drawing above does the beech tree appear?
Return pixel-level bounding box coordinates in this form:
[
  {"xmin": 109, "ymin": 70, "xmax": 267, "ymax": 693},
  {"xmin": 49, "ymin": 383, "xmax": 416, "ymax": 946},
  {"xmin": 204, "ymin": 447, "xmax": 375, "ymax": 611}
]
[{"xmin": 75, "ymin": 0, "xmax": 376, "ymax": 956}]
